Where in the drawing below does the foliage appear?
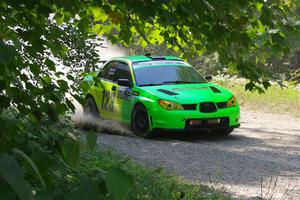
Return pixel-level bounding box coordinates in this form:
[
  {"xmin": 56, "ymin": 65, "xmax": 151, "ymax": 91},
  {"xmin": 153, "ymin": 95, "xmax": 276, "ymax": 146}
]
[
  {"xmin": 0, "ymin": 114, "xmax": 133, "ymax": 200},
  {"xmin": 61, "ymin": 24, "xmax": 103, "ymax": 74},
  {"xmin": 1, "ymin": 0, "xmax": 299, "ymax": 119},
  {"xmin": 0, "ymin": 113, "xmax": 232, "ymax": 200},
  {"xmin": 130, "ymin": 42, "xmax": 225, "ymax": 76},
  {"xmin": 83, "ymin": 148, "xmax": 231, "ymax": 200},
  {"xmin": 107, "ymin": 0, "xmax": 300, "ymax": 91}
]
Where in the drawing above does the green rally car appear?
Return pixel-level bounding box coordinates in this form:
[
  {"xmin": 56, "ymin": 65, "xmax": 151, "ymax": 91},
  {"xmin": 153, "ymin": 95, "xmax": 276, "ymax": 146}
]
[{"xmin": 84, "ymin": 55, "xmax": 240, "ymax": 137}]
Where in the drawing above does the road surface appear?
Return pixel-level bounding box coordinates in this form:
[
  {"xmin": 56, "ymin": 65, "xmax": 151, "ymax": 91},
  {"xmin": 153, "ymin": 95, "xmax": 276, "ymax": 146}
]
[{"xmin": 94, "ymin": 109, "xmax": 300, "ymax": 199}]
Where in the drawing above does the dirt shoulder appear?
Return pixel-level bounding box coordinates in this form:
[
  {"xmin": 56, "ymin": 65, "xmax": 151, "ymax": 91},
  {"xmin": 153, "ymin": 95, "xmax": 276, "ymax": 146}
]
[{"xmin": 96, "ymin": 108, "xmax": 300, "ymax": 199}]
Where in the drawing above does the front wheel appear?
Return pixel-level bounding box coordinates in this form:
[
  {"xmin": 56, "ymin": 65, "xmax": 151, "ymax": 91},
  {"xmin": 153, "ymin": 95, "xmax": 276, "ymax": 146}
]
[{"xmin": 131, "ymin": 104, "xmax": 153, "ymax": 138}]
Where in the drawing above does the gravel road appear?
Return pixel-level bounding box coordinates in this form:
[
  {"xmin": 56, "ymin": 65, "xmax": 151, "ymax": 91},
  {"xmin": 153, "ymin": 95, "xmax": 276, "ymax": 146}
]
[{"xmin": 96, "ymin": 109, "xmax": 300, "ymax": 199}]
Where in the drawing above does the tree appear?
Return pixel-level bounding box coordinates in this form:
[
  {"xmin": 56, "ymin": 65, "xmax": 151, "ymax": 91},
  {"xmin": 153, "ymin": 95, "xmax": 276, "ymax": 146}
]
[{"xmin": 1, "ymin": 0, "xmax": 299, "ymax": 119}]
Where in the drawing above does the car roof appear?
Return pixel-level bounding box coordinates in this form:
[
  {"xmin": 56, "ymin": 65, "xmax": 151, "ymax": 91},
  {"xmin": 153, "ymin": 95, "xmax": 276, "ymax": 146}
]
[{"xmin": 112, "ymin": 55, "xmax": 184, "ymax": 63}]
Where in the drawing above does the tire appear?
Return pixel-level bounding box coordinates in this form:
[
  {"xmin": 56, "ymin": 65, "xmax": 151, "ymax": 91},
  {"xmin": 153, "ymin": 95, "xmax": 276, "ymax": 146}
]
[
  {"xmin": 211, "ymin": 128, "xmax": 234, "ymax": 136},
  {"xmin": 84, "ymin": 96, "xmax": 100, "ymax": 118},
  {"xmin": 131, "ymin": 104, "xmax": 152, "ymax": 138}
]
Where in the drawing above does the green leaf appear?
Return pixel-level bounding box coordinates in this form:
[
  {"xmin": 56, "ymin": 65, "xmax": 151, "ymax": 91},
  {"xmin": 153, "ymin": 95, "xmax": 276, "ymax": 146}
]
[
  {"xmin": 0, "ymin": 154, "xmax": 34, "ymax": 200},
  {"xmin": 29, "ymin": 64, "xmax": 41, "ymax": 76},
  {"xmin": 55, "ymin": 103, "xmax": 68, "ymax": 115},
  {"xmin": 92, "ymin": 7, "xmax": 108, "ymax": 22},
  {"xmin": 27, "ymin": 151, "xmax": 50, "ymax": 176},
  {"xmin": 45, "ymin": 59, "xmax": 56, "ymax": 71},
  {"xmin": 86, "ymin": 131, "xmax": 97, "ymax": 153},
  {"xmin": 66, "ymin": 98, "xmax": 76, "ymax": 112},
  {"xmin": 13, "ymin": 149, "xmax": 46, "ymax": 189},
  {"xmin": 0, "ymin": 42, "xmax": 14, "ymax": 64},
  {"xmin": 42, "ymin": 75, "xmax": 52, "ymax": 85},
  {"xmin": 245, "ymin": 82, "xmax": 255, "ymax": 91},
  {"xmin": 54, "ymin": 12, "xmax": 64, "ymax": 25},
  {"xmin": 0, "ymin": 2, "xmax": 8, "ymax": 9},
  {"xmin": 0, "ymin": 95, "xmax": 10, "ymax": 109},
  {"xmin": 61, "ymin": 138, "xmax": 80, "ymax": 167},
  {"xmin": 57, "ymin": 79, "xmax": 69, "ymax": 92},
  {"xmin": 65, "ymin": 179, "xmax": 100, "ymax": 200},
  {"xmin": 81, "ymin": 81, "xmax": 91, "ymax": 93},
  {"xmin": 0, "ymin": 181, "xmax": 17, "ymax": 200},
  {"xmin": 257, "ymin": 20, "xmax": 266, "ymax": 33},
  {"xmin": 262, "ymin": 80, "xmax": 271, "ymax": 89},
  {"xmin": 105, "ymin": 168, "xmax": 133, "ymax": 200}
]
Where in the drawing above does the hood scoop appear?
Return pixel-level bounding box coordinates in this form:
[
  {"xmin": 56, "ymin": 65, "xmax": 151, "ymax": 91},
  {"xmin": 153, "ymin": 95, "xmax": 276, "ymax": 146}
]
[
  {"xmin": 209, "ymin": 86, "xmax": 222, "ymax": 93},
  {"xmin": 157, "ymin": 89, "xmax": 178, "ymax": 96}
]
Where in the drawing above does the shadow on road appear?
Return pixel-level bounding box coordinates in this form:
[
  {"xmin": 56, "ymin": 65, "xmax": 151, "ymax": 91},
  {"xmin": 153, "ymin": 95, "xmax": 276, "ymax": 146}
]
[{"xmin": 152, "ymin": 130, "xmax": 241, "ymax": 142}]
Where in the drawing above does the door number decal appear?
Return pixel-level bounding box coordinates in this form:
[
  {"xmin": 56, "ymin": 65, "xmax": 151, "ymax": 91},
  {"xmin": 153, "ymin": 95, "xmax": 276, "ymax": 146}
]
[{"xmin": 102, "ymin": 90, "xmax": 115, "ymax": 112}]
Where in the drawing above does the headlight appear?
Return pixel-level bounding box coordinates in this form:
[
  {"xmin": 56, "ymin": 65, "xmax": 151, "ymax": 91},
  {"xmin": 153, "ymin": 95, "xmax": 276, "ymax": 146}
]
[
  {"xmin": 227, "ymin": 96, "xmax": 237, "ymax": 107},
  {"xmin": 158, "ymin": 100, "xmax": 183, "ymax": 110}
]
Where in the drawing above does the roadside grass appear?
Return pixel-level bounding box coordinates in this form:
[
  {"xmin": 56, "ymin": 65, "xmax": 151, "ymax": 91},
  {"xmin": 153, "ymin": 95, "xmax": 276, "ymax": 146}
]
[
  {"xmin": 0, "ymin": 108, "xmax": 232, "ymax": 200},
  {"xmin": 214, "ymin": 77, "xmax": 300, "ymax": 117},
  {"xmin": 82, "ymin": 143, "xmax": 231, "ymax": 200}
]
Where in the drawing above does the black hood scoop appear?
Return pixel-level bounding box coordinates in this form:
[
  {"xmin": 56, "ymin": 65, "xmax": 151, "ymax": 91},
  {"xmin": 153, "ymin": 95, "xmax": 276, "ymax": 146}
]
[
  {"xmin": 209, "ymin": 86, "xmax": 222, "ymax": 93},
  {"xmin": 157, "ymin": 89, "xmax": 178, "ymax": 96}
]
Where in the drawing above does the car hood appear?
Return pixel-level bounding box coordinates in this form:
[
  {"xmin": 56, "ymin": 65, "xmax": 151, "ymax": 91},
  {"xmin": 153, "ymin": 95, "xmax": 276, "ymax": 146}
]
[{"xmin": 138, "ymin": 83, "xmax": 233, "ymax": 104}]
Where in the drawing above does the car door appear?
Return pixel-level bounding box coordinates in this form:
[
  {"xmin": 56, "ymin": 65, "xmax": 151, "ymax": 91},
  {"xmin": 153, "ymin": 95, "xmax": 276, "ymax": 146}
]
[
  {"xmin": 113, "ymin": 62, "xmax": 133, "ymax": 124},
  {"xmin": 98, "ymin": 61, "xmax": 119, "ymax": 120}
]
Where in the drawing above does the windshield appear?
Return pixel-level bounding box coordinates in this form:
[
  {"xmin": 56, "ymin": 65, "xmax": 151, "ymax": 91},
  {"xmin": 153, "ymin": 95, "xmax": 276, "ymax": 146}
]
[{"xmin": 133, "ymin": 62, "xmax": 207, "ymax": 86}]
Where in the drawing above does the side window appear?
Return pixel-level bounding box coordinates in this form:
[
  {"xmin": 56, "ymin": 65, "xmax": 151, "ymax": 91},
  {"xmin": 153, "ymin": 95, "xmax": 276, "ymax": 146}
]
[
  {"xmin": 114, "ymin": 63, "xmax": 131, "ymax": 82},
  {"xmin": 99, "ymin": 62, "xmax": 118, "ymax": 81}
]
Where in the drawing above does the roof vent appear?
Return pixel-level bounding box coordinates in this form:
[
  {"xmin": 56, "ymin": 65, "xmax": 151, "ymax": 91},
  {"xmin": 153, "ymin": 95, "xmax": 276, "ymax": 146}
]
[{"xmin": 144, "ymin": 53, "xmax": 166, "ymax": 60}]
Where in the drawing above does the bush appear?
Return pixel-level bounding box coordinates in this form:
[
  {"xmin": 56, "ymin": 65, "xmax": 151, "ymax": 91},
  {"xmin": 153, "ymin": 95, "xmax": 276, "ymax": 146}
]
[{"xmin": 0, "ymin": 113, "xmax": 133, "ymax": 200}]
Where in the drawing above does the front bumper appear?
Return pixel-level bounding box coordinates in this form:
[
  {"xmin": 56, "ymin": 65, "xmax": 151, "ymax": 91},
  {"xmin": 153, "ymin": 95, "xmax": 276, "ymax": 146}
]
[
  {"xmin": 148, "ymin": 105, "xmax": 240, "ymax": 130},
  {"xmin": 153, "ymin": 124, "xmax": 240, "ymax": 133}
]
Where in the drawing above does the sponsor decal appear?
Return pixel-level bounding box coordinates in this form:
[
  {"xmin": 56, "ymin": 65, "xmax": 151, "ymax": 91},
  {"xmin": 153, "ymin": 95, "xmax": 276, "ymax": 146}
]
[
  {"xmin": 118, "ymin": 87, "xmax": 133, "ymax": 100},
  {"xmin": 133, "ymin": 61, "xmax": 188, "ymax": 67},
  {"xmin": 102, "ymin": 90, "xmax": 115, "ymax": 112}
]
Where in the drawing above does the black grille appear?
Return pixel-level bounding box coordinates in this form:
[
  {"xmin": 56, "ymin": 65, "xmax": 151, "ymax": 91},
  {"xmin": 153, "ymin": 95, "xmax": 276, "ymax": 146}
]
[
  {"xmin": 200, "ymin": 102, "xmax": 217, "ymax": 113},
  {"xmin": 182, "ymin": 104, "xmax": 197, "ymax": 110},
  {"xmin": 216, "ymin": 102, "xmax": 227, "ymax": 109},
  {"xmin": 185, "ymin": 117, "xmax": 229, "ymax": 129}
]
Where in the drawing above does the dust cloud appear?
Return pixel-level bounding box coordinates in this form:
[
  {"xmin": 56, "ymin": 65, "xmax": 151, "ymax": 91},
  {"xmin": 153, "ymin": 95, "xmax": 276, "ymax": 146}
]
[
  {"xmin": 97, "ymin": 37, "xmax": 129, "ymax": 61},
  {"xmin": 72, "ymin": 104, "xmax": 133, "ymax": 136}
]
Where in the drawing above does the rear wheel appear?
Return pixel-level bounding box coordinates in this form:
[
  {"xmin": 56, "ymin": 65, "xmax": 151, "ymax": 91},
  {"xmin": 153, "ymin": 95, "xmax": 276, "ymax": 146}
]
[
  {"xmin": 211, "ymin": 128, "xmax": 234, "ymax": 136},
  {"xmin": 84, "ymin": 97, "xmax": 100, "ymax": 118},
  {"xmin": 131, "ymin": 104, "xmax": 152, "ymax": 138}
]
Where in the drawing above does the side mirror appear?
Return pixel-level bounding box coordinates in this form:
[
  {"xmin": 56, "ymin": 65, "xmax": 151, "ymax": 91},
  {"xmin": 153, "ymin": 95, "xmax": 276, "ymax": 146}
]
[
  {"xmin": 205, "ymin": 75, "xmax": 212, "ymax": 82},
  {"xmin": 117, "ymin": 79, "xmax": 131, "ymax": 87}
]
